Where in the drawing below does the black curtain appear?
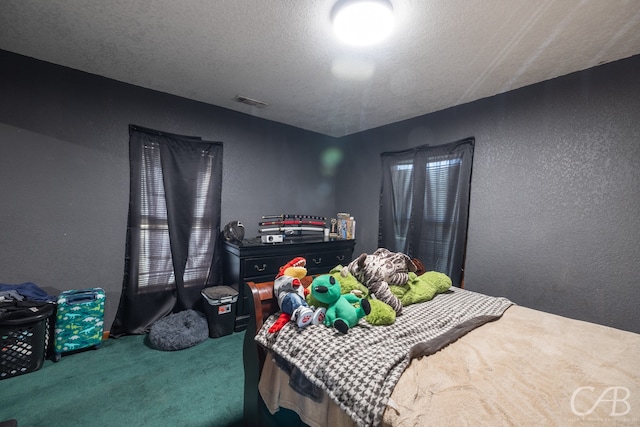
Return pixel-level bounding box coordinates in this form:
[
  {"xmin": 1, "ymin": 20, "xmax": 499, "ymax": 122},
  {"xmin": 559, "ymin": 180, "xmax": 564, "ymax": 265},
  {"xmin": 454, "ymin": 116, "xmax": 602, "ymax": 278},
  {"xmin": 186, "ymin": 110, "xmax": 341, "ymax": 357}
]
[
  {"xmin": 379, "ymin": 137, "xmax": 474, "ymax": 286},
  {"xmin": 111, "ymin": 125, "xmax": 223, "ymax": 336}
]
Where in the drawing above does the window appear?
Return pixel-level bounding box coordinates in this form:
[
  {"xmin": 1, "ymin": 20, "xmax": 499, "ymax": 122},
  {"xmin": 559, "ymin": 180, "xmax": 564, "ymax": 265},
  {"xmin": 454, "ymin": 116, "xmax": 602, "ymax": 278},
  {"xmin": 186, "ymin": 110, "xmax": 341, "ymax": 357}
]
[
  {"xmin": 111, "ymin": 125, "xmax": 223, "ymax": 336},
  {"xmin": 380, "ymin": 138, "xmax": 474, "ymax": 286},
  {"xmin": 389, "ymin": 161, "xmax": 413, "ymax": 249},
  {"xmin": 139, "ymin": 141, "xmax": 174, "ymax": 289},
  {"xmin": 137, "ymin": 141, "xmax": 218, "ymax": 289}
]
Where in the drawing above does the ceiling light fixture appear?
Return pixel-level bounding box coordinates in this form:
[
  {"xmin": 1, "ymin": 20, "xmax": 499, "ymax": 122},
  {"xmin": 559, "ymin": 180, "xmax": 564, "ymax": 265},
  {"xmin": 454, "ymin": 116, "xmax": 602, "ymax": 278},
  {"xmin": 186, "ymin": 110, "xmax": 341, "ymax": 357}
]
[{"xmin": 331, "ymin": 0, "xmax": 395, "ymax": 47}]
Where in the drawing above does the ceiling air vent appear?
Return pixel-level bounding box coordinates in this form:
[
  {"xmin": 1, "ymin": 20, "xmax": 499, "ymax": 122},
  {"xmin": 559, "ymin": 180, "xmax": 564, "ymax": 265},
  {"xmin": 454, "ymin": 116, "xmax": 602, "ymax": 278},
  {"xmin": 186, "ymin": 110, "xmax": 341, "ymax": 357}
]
[{"xmin": 234, "ymin": 95, "xmax": 269, "ymax": 108}]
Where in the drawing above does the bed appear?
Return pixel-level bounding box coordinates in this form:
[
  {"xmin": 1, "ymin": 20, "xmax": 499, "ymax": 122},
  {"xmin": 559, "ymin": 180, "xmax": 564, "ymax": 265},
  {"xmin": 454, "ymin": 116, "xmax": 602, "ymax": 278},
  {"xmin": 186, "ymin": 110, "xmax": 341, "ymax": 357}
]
[{"xmin": 243, "ymin": 276, "xmax": 640, "ymax": 427}]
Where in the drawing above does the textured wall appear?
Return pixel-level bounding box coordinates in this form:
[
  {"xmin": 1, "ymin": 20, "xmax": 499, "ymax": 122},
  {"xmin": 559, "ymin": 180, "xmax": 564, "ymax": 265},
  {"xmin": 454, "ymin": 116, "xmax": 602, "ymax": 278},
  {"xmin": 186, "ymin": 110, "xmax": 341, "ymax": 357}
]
[
  {"xmin": 0, "ymin": 50, "xmax": 338, "ymax": 329},
  {"xmin": 337, "ymin": 55, "xmax": 640, "ymax": 333},
  {"xmin": 1, "ymin": 49, "xmax": 638, "ymax": 334}
]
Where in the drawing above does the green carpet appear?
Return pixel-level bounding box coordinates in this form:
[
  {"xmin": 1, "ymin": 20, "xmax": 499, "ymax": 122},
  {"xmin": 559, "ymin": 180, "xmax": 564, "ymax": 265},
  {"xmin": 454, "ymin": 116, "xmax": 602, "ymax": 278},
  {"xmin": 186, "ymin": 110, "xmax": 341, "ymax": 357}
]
[{"xmin": 0, "ymin": 332, "xmax": 245, "ymax": 427}]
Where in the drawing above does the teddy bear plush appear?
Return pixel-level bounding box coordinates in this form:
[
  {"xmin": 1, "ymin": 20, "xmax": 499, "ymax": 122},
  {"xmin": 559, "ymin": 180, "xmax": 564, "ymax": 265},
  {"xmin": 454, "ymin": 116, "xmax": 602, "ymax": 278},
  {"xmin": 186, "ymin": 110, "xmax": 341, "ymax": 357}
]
[
  {"xmin": 346, "ymin": 248, "xmax": 417, "ymax": 315},
  {"xmin": 268, "ymin": 257, "xmax": 324, "ymax": 333},
  {"xmin": 310, "ymin": 274, "xmax": 370, "ymax": 334}
]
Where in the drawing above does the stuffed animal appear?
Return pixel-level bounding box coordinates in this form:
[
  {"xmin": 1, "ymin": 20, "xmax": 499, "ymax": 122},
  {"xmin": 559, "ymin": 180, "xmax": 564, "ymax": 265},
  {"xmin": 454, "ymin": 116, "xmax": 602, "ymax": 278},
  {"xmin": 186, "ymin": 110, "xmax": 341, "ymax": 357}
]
[
  {"xmin": 306, "ymin": 265, "xmax": 396, "ymax": 326},
  {"xmin": 277, "ymin": 256, "xmax": 307, "ymax": 280},
  {"xmin": 346, "ymin": 248, "xmax": 417, "ymax": 315},
  {"xmin": 269, "ymin": 257, "xmax": 324, "ymax": 333},
  {"xmin": 306, "ymin": 266, "xmax": 368, "ymax": 307},
  {"xmin": 310, "ymin": 274, "xmax": 370, "ymax": 334},
  {"xmin": 390, "ymin": 271, "xmax": 451, "ymax": 306}
]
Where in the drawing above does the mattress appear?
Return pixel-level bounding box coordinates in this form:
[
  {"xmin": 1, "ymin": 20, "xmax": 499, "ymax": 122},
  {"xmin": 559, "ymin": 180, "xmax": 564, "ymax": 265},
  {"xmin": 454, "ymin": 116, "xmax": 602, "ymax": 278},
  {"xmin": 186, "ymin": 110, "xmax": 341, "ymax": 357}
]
[{"xmin": 259, "ymin": 305, "xmax": 640, "ymax": 426}]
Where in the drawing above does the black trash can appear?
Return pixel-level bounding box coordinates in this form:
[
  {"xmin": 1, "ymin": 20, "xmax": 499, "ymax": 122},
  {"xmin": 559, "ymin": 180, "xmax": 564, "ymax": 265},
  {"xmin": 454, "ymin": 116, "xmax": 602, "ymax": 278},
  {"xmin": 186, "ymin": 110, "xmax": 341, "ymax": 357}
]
[{"xmin": 201, "ymin": 286, "xmax": 238, "ymax": 338}]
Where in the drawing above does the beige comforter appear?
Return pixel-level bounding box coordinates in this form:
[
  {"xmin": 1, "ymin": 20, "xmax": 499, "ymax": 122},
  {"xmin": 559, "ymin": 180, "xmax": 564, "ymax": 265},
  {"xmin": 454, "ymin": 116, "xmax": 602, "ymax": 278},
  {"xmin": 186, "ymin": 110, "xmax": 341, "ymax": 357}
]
[{"xmin": 259, "ymin": 305, "xmax": 640, "ymax": 426}]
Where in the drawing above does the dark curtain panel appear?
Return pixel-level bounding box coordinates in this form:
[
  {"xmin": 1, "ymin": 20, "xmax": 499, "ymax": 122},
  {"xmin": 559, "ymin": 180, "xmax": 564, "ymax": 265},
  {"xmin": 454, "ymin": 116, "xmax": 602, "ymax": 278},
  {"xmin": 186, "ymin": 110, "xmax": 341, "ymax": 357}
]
[
  {"xmin": 379, "ymin": 137, "xmax": 474, "ymax": 286},
  {"xmin": 111, "ymin": 125, "xmax": 223, "ymax": 336}
]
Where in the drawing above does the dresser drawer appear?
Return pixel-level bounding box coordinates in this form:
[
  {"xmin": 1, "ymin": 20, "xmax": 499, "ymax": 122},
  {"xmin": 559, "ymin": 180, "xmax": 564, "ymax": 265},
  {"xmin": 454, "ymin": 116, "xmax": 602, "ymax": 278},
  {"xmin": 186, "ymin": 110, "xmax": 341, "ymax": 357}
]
[
  {"xmin": 305, "ymin": 248, "xmax": 352, "ymax": 273},
  {"xmin": 223, "ymin": 238, "xmax": 356, "ymax": 331},
  {"xmin": 242, "ymin": 254, "xmax": 295, "ymax": 279}
]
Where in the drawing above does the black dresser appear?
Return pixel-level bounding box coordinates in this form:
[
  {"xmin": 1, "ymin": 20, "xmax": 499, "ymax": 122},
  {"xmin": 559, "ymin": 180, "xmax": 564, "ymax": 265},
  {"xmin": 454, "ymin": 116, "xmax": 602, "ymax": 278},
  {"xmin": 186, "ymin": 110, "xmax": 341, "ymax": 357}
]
[{"xmin": 222, "ymin": 237, "xmax": 356, "ymax": 331}]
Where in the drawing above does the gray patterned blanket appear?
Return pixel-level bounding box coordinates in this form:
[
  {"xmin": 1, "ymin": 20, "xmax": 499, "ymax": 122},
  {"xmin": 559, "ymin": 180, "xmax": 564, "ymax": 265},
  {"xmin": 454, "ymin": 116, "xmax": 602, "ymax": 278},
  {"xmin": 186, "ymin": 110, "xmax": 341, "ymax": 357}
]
[{"xmin": 255, "ymin": 287, "xmax": 513, "ymax": 427}]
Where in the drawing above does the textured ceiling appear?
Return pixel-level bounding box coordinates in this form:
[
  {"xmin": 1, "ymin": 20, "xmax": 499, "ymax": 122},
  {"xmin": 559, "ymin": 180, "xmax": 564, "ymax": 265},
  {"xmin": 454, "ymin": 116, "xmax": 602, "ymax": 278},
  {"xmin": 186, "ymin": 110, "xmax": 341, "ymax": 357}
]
[{"xmin": 1, "ymin": 0, "xmax": 640, "ymax": 137}]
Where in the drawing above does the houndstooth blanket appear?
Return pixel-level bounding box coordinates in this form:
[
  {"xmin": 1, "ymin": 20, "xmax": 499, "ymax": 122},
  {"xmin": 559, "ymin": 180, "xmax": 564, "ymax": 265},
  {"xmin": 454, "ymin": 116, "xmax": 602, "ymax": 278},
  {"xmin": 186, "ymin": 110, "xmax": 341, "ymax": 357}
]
[{"xmin": 255, "ymin": 287, "xmax": 513, "ymax": 427}]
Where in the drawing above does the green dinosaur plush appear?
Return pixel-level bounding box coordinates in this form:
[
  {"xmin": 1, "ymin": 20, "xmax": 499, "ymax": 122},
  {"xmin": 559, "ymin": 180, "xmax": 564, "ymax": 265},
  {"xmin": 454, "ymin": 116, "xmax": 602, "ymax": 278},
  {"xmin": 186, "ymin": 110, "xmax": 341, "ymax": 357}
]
[
  {"xmin": 390, "ymin": 271, "xmax": 452, "ymax": 306},
  {"xmin": 310, "ymin": 274, "xmax": 370, "ymax": 334},
  {"xmin": 306, "ymin": 266, "xmax": 396, "ymax": 325},
  {"xmin": 366, "ymin": 298, "xmax": 396, "ymax": 325},
  {"xmin": 334, "ymin": 266, "xmax": 395, "ymax": 325},
  {"xmin": 331, "ymin": 265, "xmax": 370, "ymax": 295}
]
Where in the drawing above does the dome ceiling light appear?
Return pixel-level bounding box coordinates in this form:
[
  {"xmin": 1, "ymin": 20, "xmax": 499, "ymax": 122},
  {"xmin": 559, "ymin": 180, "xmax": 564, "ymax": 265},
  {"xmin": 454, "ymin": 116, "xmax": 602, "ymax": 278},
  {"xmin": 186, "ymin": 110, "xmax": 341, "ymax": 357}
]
[{"xmin": 331, "ymin": 0, "xmax": 395, "ymax": 47}]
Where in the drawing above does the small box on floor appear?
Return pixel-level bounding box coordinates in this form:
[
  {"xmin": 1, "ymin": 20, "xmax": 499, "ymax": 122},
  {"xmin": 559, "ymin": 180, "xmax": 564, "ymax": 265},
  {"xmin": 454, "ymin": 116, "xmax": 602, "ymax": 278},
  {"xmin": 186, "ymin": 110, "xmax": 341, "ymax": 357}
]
[{"xmin": 201, "ymin": 286, "xmax": 238, "ymax": 338}]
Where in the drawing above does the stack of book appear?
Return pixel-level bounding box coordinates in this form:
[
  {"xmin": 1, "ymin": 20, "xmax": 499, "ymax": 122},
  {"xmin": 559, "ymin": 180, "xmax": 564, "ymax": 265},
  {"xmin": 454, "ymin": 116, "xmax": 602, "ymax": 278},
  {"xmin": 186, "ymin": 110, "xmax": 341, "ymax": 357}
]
[{"xmin": 259, "ymin": 214, "xmax": 327, "ymax": 240}]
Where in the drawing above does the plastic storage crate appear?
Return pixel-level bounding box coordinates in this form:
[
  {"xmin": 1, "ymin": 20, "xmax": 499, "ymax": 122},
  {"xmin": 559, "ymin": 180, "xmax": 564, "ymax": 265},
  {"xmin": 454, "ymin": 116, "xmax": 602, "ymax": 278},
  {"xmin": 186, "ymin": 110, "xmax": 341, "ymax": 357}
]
[
  {"xmin": 202, "ymin": 286, "xmax": 238, "ymax": 338},
  {"xmin": 1, "ymin": 304, "xmax": 54, "ymax": 380}
]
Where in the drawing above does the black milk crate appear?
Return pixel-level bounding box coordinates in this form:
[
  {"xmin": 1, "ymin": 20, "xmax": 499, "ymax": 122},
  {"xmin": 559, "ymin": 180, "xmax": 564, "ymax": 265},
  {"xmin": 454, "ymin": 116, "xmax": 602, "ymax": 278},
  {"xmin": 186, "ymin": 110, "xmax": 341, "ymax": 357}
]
[{"xmin": 0, "ymin": 304, "xmax": 54, "ymax": 380}]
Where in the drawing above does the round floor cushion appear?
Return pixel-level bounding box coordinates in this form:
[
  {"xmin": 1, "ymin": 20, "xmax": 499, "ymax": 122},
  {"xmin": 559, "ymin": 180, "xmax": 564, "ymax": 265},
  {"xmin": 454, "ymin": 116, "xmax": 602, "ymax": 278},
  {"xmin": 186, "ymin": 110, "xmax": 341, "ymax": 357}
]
[{"xmin": 149, "ymin": 309, "xmax": 209, "ymax": 351}]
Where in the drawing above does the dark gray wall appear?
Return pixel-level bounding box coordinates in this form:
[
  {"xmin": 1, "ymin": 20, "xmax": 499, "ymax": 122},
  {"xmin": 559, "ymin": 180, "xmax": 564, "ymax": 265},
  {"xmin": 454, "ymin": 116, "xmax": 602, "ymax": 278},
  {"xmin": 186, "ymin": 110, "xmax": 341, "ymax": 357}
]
[
  {"xmin": 0, "ymin": 50, "xmax": 339, "ymax": 330},
  {"xmin": 2, "ymin": 49, "xmax": 638, "ymax": 334},
  {"xmin": 337, "ymin": 55, "xmax": 640, "ymax": 333}
]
